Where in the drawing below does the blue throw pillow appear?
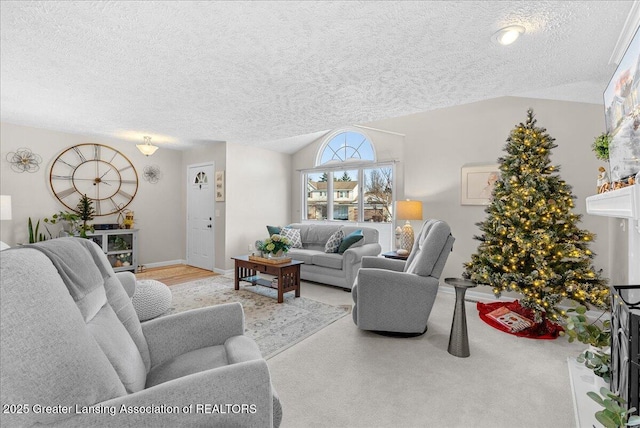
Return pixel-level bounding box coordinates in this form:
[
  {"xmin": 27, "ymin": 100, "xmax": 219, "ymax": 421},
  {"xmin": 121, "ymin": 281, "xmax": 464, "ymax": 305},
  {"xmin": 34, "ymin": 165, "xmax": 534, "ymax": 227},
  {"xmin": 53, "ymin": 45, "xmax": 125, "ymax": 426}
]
[
  {"xmin": 338, "ymin": 229, "xmax": 364, "ymax": 254},
  {"xmin": 266, "ymin": 225, "xmax": 281, "ymax": 236}
]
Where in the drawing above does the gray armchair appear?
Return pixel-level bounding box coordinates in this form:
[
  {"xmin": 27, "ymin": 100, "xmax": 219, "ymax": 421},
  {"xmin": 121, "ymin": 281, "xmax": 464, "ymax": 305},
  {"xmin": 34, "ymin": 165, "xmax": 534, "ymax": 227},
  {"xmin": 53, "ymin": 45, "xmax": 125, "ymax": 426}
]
[
  {"xmin": 0, "ymin": 238, "xmax": 282, "ymax": 427},
  {"xmin": 352, "ymin": 219, "xmax": 455, "ymax": 335}
]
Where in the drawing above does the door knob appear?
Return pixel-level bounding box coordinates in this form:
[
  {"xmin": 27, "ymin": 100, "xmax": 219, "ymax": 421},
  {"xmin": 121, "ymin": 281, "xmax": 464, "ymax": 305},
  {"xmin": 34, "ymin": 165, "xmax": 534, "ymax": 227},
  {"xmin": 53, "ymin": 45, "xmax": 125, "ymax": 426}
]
[{"xmin": 207, "ymin": 224, "xmax": 212, "ymax": 228}]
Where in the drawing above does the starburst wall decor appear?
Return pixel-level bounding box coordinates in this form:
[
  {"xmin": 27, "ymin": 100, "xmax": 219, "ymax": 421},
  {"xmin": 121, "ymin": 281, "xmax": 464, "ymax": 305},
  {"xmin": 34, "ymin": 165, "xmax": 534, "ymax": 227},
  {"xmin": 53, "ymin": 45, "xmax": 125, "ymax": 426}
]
[
  {"xmin": 6, "ymin": 148, "xmax": 42, "ymax": 173},
  {"xmin": 143, "ymin": 165, "xmax": 163, "ymax": 183}
]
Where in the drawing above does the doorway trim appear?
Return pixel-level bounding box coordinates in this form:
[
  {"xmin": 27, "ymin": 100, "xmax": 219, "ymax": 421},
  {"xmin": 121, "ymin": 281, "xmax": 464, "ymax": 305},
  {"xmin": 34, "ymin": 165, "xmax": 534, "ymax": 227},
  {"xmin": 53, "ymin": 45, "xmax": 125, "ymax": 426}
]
[{"xmin": 186, "ymin": 161, "xmax": 215, "ymax": 271}]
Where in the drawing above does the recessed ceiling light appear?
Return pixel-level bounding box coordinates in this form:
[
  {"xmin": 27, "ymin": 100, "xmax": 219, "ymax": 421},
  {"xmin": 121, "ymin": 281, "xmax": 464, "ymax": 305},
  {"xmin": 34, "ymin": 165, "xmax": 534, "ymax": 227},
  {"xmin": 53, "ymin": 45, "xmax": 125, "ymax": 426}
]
[{"xmin": 492, "ymin": 25, "xmax": 526, "ymax": 46}]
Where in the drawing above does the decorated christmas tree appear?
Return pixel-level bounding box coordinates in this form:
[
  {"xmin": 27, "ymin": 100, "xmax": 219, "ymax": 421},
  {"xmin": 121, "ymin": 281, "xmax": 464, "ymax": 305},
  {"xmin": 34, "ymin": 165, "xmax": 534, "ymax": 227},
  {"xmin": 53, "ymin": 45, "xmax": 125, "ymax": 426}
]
[{"xmin": 464, "ymin": 109, "xmax": 609, "ymax": 323}]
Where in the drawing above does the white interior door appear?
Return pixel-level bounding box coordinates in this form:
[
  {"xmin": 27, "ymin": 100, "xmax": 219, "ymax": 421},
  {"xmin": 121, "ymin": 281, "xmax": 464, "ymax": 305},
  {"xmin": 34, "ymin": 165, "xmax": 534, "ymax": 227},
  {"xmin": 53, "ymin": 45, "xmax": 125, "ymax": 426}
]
[{"xmin": 187, "ymin": 163, "xmax": 215, "ymax": 271}]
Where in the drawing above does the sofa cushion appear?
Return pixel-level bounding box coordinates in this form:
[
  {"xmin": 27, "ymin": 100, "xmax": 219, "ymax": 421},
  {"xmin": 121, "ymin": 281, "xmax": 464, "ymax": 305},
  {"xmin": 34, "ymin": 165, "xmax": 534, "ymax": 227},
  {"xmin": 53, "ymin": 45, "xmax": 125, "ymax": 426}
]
[
  {"xmin": 338, "ymin": 229, "xmax": 364, "ymax": 253},
  {"xmin": 303, "ymin": 224, "xmax": 342, "ymax": 247},
  {"xmin": 312, "ymin": 253, "xmax": 343, "ymax": 270},
  {"xmin": 281, "ymin": 227, "xmax": 303, "ymax": 248},
  {"xmin": 286, "ymin": 248, "xmax": 321, "ymax": 264},
  {"xmin": 324, "ymin": 229, "xmax": 344, "ymax": 253}
]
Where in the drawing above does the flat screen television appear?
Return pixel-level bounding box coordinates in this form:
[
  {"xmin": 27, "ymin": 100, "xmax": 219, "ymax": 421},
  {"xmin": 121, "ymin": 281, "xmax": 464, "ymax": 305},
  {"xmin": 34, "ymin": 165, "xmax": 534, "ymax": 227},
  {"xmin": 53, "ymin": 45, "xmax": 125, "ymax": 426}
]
[{"xmin": 603, "ymin": 27, "xmax": 640, "ymax": 182}]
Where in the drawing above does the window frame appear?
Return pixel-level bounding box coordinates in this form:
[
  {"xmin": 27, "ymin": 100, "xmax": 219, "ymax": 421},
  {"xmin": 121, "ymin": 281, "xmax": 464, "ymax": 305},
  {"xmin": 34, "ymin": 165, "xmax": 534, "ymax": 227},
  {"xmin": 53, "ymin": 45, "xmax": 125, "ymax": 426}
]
[
  {"xmin": 315, "ymin": 128, "xmax": 378, "ymax": 166},
  {"xmin": 301, "ymin": 161, "xmax": 395, "ymax": 223},
  {"xmin": 303, "ymin": 129, "xmax": 395, "ymax": 223}
]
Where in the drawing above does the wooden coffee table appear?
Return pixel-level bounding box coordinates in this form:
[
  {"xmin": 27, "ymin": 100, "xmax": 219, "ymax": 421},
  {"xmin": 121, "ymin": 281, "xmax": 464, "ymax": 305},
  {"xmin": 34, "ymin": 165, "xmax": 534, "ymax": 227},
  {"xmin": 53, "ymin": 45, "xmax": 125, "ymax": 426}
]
[{"xmin": 232, "ymin": 255, "xmax": 303, "ymax": 303}]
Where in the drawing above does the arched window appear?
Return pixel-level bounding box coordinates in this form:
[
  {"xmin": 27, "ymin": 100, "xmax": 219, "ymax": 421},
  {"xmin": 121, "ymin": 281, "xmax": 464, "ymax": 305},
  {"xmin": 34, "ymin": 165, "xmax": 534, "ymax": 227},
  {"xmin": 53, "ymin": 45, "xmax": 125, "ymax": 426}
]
[
  {"xmin": 316, "ymin": 130, "xmax": 375, "ymax": 166},
  {"xmin": 304, "ymin": 129, "xmax": 392, "ymax": 223}
]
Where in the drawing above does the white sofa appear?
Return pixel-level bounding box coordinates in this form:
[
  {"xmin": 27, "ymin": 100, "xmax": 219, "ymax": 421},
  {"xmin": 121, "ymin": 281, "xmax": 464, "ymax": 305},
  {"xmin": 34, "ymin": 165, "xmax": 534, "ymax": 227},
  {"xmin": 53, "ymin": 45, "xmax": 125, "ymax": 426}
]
[{"xmin": 283, "ymin": 223, "xmax": 381, "ymax": 290}]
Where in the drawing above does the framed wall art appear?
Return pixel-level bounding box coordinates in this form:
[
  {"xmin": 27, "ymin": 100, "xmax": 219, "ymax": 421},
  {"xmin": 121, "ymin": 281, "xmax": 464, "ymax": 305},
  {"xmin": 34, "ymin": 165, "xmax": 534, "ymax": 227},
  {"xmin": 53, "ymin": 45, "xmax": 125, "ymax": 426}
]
[
  {"xmin": 460, "ymin": 164, "xmax": 500, "ymax": 205},
  {"xmin": 215, "ymin": 170, "xmax": 225, "ymax": 202}
]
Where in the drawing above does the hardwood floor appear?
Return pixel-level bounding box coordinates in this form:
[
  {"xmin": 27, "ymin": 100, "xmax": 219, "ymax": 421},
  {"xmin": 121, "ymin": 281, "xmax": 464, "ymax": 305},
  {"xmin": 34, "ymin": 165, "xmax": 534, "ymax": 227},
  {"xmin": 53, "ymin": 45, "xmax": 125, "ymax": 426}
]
[{"xmin": 135, "ymin": 264, "xmax": 218, "ymax": 286}]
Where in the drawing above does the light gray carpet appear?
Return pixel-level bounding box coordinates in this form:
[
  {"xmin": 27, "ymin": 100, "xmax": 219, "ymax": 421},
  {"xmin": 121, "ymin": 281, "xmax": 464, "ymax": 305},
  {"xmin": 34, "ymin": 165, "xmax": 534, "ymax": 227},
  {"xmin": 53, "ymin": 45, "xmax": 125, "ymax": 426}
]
[
  {"xmin": 165, "ymin": 275, "xmax": 350, "ymax": 359},
  {"xmin": 267, "ymin": 282, "xmax": 588, "ymax": 428}
]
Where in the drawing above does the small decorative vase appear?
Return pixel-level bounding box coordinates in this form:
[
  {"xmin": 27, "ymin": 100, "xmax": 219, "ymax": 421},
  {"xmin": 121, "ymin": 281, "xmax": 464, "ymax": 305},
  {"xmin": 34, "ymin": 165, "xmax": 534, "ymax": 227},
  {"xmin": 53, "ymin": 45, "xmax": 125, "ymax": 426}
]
[{"xmin": 268, "ymin": 249, "xmax": 284, "ymax": 259}]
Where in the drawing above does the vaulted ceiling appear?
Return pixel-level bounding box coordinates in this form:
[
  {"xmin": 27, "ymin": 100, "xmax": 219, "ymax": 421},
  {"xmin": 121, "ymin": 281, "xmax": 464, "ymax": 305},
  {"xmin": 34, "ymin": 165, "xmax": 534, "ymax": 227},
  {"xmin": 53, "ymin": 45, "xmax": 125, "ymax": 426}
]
[{"xmin": 0, "ymin": 1, "xmax": 635, "ymax": 153}]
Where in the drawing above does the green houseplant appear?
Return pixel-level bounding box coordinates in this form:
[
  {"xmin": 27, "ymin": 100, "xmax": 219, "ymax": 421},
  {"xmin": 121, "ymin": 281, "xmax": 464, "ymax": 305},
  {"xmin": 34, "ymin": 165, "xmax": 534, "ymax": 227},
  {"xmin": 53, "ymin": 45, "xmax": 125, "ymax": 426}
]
[
  {"xmin": 588, "ymin": 387, "xmax": 640, "ymax": 428},
  {"xmin": 564, "ymin": 305, "xmax": 611, "ymax": 382},
  {"xmin": 592, "ymin": 133, "xmax": 611, "ymax": 161},
  {"xmin": 76, "ymin": 194, "xmax": 95, "ymax": 238},
  {"xmin": 563, "ymin": 305, "xmax": 640, "ymax": 426},
  {"xmin": 44, "ymin": 211, "xmax": 81, "ymax": 236},
  {"xmin": 27, "ymin": 217, "xmax": 48, "ymax": 243}
]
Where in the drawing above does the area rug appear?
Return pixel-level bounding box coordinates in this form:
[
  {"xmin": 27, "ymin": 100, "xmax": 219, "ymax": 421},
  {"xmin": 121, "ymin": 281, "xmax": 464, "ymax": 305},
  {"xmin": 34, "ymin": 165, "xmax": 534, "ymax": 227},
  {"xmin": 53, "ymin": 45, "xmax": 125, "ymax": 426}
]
[{"xmin": 162, "ymin": 275, "xmax": 351, "ymax": 359}]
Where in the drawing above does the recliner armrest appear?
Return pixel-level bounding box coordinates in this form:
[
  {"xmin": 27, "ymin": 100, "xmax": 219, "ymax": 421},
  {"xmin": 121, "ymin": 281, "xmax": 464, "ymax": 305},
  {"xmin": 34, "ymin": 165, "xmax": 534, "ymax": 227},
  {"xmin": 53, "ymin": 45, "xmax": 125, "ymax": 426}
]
[
  {"xmin": 361, "ymin": 256, "xmax": 405, "ymax": 271},
  {"xmin": 115, "ymin": 271, "xmax": 137, "ymax": 298},
  {"xmin": 48, "ymin": 359, "xmax": 276, "ymax": 428},
  {"xmin": 357, "ymin": 268, "xmax": 437, "ymax": 294},
  {"xmin": 142, "ymin": 302, "xmax": 245, "ymax": 368}
]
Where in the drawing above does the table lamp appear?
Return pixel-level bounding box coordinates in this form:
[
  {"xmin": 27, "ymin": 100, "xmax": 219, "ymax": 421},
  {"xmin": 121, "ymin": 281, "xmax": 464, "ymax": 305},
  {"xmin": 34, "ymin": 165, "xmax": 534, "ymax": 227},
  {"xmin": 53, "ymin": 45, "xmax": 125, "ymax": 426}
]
[
  {"xmin": 0, "ymin": 195, "xmax": 12, "ymax": 220},
  {"xmin": 396, "ymin": 199, "xmax": 423, "ymax": 254}
]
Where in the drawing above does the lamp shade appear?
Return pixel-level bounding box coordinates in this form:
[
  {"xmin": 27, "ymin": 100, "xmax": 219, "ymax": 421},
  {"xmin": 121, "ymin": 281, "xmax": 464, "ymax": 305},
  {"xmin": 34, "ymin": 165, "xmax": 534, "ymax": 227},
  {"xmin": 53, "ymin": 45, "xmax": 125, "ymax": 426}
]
[
  {"xmin": 137, "ymin": 136, "xmax": 159, "ymax": 156},
  {"xmin": 396, "ymin": 200, "xmax": 423, "ymax": 221},
  {"xmin": 0, "ymin": 195, "xmax": 12, "ymax": 220}
]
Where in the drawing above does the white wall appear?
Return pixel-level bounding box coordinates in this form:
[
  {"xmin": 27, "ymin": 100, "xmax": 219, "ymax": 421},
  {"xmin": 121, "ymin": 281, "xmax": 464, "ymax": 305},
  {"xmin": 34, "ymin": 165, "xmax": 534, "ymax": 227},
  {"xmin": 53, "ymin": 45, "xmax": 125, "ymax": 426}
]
[
  {"xmin": 225, "ymin": 143, "xmax": 291, "ymax": 270},
  {"xmin": 0, "ymin": 122, "xmax": 184, "ymax": 265},
  {"xmin": 363, "ymin": 96, "xmax": 613, "ymax": 291}
]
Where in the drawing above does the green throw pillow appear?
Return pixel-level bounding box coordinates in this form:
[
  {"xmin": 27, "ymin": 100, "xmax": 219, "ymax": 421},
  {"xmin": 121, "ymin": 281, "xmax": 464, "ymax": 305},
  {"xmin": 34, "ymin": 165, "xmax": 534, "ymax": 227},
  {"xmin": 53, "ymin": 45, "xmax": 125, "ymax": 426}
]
[
  {"xmin": 338, "ymin": 229, "xmax": 364, "ymax": 254},
  {"xmin": 266, "ymin": 225, "xmax": 281, "ymax": 236}
]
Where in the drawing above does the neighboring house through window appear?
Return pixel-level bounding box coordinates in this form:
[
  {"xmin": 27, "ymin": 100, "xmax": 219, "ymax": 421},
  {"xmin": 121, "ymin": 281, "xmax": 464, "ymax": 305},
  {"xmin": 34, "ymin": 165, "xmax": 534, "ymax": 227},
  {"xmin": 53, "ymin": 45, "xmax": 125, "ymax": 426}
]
[{"xmin": 303, "ymin": 130, "xmax": 394, "ymax": 223}]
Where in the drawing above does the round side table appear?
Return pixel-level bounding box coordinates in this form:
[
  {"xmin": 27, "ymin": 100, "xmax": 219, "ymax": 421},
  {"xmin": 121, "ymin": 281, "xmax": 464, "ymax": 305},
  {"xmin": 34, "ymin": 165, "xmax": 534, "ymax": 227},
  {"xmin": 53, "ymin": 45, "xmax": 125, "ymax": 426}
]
[{"xmin": 445, "ymin": 278, "xmax": 477, "ymax": 358}]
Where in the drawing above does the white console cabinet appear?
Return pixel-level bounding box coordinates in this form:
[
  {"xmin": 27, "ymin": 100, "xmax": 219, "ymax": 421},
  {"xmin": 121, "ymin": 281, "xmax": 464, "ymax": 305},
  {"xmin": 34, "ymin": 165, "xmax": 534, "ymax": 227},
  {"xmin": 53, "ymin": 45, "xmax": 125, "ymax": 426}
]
[{"xmin": 86, "ymin": 229, "xmax": 138, "ymax": 272}]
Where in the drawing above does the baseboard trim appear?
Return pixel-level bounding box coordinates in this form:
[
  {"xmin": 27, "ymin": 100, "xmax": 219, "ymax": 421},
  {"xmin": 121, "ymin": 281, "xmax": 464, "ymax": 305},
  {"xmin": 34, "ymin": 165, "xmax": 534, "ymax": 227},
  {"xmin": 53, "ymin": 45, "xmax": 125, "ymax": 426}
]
[
  {"xmin": 438, "ymin": 284, "xmax": 607, "ymax": 320},
  {"xmin": 140, "ymin": 259, "xmax": 187, "ymax": 269}
]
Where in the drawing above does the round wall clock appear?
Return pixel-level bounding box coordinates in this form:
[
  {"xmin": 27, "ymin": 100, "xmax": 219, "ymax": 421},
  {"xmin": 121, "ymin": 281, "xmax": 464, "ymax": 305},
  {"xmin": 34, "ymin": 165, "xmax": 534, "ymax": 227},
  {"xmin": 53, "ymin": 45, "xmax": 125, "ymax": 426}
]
[{"xmin": 49, "ymin": 144, "xmax": 139, "ymax": 216}]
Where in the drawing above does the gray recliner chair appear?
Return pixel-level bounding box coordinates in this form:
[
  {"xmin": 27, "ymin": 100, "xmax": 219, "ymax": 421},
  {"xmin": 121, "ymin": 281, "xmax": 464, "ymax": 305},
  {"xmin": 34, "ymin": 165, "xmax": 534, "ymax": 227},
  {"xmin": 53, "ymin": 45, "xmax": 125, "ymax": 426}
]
[
  {"xmin": 0, "ymin": 238, "xmax": 282, "ymax": 427},
  {"xmin": 352, "ymin": 219, "xmax": 455, "ymax": 335}
]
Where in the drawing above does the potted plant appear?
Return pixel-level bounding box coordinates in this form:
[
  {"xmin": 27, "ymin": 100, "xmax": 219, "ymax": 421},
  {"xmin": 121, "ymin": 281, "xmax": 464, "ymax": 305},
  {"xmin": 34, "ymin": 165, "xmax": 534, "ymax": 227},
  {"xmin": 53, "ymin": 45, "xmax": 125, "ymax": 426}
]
[
  {"xmin": 564, "ymin": 305, "xmax": 611, "ymax": 382},
  {"xmin": 27, "ymin": 217, "xmax": 49, "ymax": 243},
  {"xmin": 588, "ymin": 387, "xmax": 640, "ymax": 428},
  {"xmin": 561, "ymin": 305, "xmax": 640, "ymax": 426},
  {"xmin": 76, "ymin": 194, "xmax": 95, "ymax": 238},
  {"xmin": 44, "ymin": 211, "xmax": 81, "ymax": 236},
  {"xmin": 592, "ymin": 132, "xmax": 611, "ymax": 161},
  {"xmin": 258, "ymin": 234, "xmax": 291, "ymax": 258}
]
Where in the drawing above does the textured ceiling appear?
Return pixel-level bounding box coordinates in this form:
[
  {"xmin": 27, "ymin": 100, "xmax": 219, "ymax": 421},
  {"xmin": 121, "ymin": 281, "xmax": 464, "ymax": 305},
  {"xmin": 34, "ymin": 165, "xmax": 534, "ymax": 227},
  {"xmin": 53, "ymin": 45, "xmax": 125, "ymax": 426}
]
[{"xmin": 0, "ymin": 1, "xmax": 635, "ymax": 153}]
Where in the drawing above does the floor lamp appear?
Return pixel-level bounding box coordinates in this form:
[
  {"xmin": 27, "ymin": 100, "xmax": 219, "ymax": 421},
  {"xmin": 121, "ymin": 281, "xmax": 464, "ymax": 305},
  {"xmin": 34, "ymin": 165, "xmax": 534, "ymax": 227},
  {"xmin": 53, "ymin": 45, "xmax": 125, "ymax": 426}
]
[{"xmin": 396, "ymin": 200, "xmax": 423, "ymax": 254}]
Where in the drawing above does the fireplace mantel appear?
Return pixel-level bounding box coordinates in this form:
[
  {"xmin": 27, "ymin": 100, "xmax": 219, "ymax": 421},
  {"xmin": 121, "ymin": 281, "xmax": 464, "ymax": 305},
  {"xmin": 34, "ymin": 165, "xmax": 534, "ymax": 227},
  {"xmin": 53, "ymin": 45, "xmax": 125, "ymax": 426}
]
[
  {"xmin": 586, "ymin": 185, "xmax": 640, "ymax": 220},
  {"xmin": 585, "ymin": 184, "xmax": 640, "ymax": 284}
]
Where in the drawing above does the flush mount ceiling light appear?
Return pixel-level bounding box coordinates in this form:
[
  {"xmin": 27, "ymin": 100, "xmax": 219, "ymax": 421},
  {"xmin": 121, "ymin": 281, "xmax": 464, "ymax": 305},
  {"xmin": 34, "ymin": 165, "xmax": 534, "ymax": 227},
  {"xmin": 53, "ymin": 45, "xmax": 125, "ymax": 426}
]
[
  {"xmin": 136, "ymin": 136, "xmax": 159, "ymax": 156},
  {"xmin": 492, "ymin": 25, "xmax": 526, "ymax": 46}
]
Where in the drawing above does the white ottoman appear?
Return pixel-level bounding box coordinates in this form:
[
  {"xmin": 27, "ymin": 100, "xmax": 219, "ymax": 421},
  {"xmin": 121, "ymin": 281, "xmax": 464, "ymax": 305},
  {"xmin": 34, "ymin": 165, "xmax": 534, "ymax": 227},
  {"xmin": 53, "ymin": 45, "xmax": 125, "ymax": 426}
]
[{"xmin": 132, "ymin": 279, "xmax": 172, "ymax": 321}]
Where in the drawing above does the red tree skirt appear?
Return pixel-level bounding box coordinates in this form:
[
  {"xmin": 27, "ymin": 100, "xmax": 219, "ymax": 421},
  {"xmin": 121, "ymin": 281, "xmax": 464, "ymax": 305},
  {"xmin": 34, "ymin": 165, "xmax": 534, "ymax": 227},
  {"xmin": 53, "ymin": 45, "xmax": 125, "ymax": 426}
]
[{"xmin": 477, "ymin": 300, "xmax": 564, "ymax": 340}]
